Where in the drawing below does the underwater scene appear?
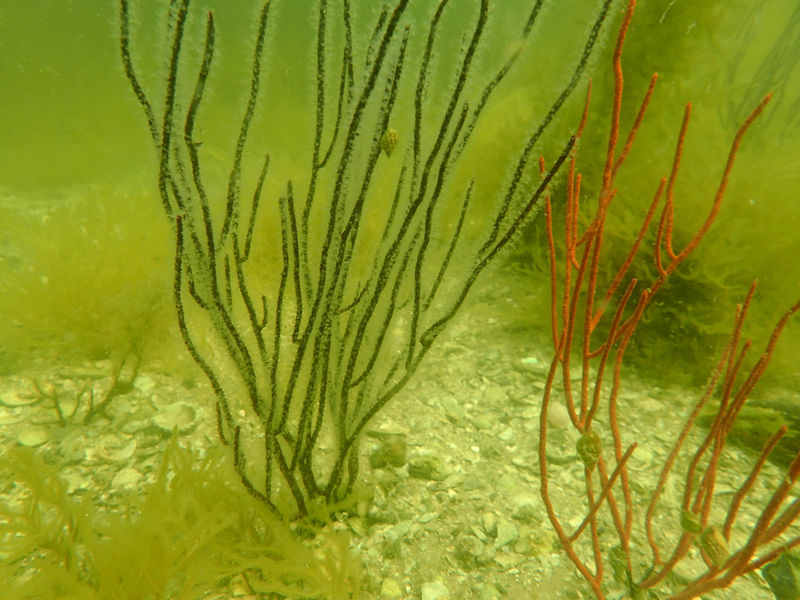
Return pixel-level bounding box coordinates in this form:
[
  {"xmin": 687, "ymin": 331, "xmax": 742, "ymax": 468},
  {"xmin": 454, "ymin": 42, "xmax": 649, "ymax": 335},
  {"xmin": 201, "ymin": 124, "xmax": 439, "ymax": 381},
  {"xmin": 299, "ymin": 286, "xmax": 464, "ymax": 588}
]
[{"xmin": 1, "ymin": 0, "xmax": 799, "ymax": 598}]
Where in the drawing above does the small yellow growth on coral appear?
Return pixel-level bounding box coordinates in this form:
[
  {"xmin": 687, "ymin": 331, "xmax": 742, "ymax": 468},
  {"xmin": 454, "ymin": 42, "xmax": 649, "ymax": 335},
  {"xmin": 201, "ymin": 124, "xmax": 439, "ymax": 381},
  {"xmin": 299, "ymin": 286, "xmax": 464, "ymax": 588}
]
[{"xmin": 380, "ymin": 127, "xmax": 399, "ymax": 157}]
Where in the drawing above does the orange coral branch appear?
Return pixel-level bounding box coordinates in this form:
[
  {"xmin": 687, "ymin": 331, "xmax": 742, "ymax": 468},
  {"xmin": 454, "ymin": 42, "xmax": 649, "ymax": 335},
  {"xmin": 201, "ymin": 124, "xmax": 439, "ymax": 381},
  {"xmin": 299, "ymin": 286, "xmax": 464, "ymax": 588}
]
[{"xmin": 537, "ymin": 0, "xmax": 795, "ymax": 598}]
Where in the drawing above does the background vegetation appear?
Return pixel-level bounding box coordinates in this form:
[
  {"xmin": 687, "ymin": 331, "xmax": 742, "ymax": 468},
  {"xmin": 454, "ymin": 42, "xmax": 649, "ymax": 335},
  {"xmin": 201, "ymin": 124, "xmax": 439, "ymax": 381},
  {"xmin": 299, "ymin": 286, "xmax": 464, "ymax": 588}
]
[{"xmin": 0, "ymin": 0, "xmax": 797, "ymax": 415}]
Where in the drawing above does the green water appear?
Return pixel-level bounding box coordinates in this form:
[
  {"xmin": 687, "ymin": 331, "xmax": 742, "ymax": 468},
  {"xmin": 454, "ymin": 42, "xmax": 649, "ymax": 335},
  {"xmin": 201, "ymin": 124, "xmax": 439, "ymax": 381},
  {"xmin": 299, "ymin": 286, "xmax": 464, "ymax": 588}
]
[
  {"xmin": 1, "ymin": 0, "xmax": 798, "ymax": 381},
  {"xmin": 0, "ymin": 0, "xmax": 798, "ymax": 598}
]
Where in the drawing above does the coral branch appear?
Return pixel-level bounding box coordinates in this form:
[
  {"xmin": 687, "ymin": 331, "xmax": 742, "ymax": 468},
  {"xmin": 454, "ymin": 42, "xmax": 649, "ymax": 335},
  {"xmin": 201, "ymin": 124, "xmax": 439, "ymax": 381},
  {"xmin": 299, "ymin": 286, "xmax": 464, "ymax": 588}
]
[{"xmin": 538, "ymin": 1, "xmax": 796, "ymax": 598}]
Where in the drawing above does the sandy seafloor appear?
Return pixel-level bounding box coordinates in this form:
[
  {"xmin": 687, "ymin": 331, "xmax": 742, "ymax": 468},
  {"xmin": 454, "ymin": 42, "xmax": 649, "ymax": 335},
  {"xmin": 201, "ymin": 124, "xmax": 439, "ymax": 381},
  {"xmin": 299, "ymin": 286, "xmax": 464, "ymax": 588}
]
[{"xmin": 0, "ymin": 262, "xmax": 796, "ymax": 600}]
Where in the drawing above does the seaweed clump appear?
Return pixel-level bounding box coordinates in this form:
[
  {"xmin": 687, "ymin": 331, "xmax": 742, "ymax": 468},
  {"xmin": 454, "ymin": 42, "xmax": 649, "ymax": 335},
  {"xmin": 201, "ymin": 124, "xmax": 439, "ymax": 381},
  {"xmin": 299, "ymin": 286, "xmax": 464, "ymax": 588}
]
[{"xmin": 0, "ymin": 437, "xmax": 361, "ymax": 599}]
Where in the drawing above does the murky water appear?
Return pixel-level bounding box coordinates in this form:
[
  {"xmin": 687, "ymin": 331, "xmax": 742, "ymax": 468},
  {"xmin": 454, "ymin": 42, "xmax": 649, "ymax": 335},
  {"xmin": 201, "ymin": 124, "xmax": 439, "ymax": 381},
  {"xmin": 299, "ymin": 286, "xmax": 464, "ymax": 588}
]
[{"xmin": 0, "ymin": 1, "xmax": 798, "ymax": 598}]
